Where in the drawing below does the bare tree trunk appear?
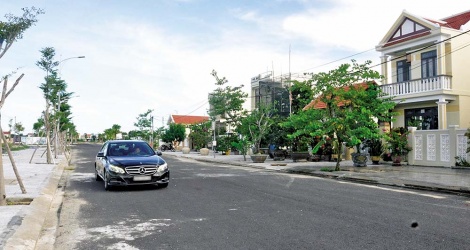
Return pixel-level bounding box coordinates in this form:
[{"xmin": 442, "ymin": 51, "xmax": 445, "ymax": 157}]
[
  {"xmin": 0, "ymin": 74, "xmax": 25, "ymax": 205},
  {"xmin": 0, "ymin": 129, "xmax": 26, "ymax": 194},
  {"xmin": 44, "ymin": 102, "xmax": 52, "ymax": 164},
  {"xmin": 0, "ymin": 140, "xmax": 5, "ymax": 206}
]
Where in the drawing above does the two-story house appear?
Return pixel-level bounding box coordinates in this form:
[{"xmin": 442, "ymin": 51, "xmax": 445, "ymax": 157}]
[
  {"xmin": 376, "ymin": 9, "xmax": 470, "ymax": 130},
  {"xmin": 376, "ymin": 10, "xmax": 470, "ymax": 167}
]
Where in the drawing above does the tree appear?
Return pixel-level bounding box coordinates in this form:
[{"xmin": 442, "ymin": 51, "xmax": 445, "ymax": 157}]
[
  {"xmin": 37, "ymin": 47, "xmax": 61, "ymax": 162},
  {"xmin": 208, "ymin": 70, "xmax": 247, "ymax": 128},
  {"xmin": 188, "ymin": 121, "xmax": 211, "ymax": 150},
  {"xmin": 237, "ymin": 104, "xmax": 275, "ymax": 155},
  {"xmin": 134, "ymin": 109, "xmax": 153, "ymax": 141},
  {"xmin": 110, "ymin": 124, "xmax": 121, "ymax": 139},
  {"xmin": 0, "ymin": 7, "xmax": 44, "ymax": 59},
  {"xmin": 33, "ymin": 116, "xmax": 45, "ymax": 136},
  {"xmin": 289, "ymin": 79, "xmax": 313, "ymax": 114},
  {"xmin": 282, "ymin": 79, "xmax": 316, "ymax": 151},
  {"xmin": 13, "ymin": 122, "xmax": 24, "ymax": 135},
  {"xmin": 0, "ymin": 7, "xmax": 43, "ymax": 206},
  {"xmin": 162, "ymin": 123, "xmax": 185, "ymax": 146},
  {"xmin": 300, "ymin": 60, "xmax": 396, "ymax": 170}
]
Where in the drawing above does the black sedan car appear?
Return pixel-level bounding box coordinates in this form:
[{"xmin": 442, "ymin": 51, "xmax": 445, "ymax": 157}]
[{"xmin": 95, "ymin": 140, "xmax": 169, "ymax": 190}]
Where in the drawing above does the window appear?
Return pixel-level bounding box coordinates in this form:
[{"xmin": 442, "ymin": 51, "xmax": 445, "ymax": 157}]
[
  {"xmin": 396, "ymin": 60, "xmax": 410, "ymax": 82},
  {"xmin": 405, "ymin": 107, "xmax": 438, "ymax": 130},
  {"xmin": 421, "ymin": 50, "xmax": 437, "ymax": 78}
]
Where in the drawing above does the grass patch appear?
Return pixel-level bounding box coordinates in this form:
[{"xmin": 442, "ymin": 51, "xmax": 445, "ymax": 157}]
[
  {"xmin": 6, "ymin": 197, "xmax": 33, "ymax": 205},
  {"xmin": 320, "ymin": 167, "xmax": 334, "ymax": 172},
  {"xmin": 2, "ymin": 143, "xmax": 29, "ymax": 152}
]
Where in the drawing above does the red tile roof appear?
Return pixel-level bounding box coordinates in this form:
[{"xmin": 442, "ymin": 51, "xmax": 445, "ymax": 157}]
[
  {"xmin": 441, "ymin": 10, "xmax": 470, "ymax": 30},
  {"xmin": 303, "ymin": 82, "xmax": 372, "ymax": 110},
  {"xmin": 171, "ymin": 115, "xmax": 209, "ymax": 125},
  {"xmin": 383, "ymin": 10, "xmax": 470, "ymax": 48}
]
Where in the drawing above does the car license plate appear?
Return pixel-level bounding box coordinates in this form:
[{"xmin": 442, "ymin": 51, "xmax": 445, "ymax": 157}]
[{"xmin": 133, "ymin": 176, "xmax": 151, "ymax": 181}]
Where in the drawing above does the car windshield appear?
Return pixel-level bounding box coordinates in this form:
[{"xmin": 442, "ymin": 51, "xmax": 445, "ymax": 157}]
[{"xmin": 107, "ymin": 142, "xmax": 155, "ymax": 156}]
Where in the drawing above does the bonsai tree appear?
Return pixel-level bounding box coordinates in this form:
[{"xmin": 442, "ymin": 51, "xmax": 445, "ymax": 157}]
[
  {"xmin": 300, "ymin": 60, "xmax": 397, "ymax": 170},
  {"xmin": 362, "ymin": 137, "xmax": 385, "ymax": 164},
  {"xmin": 237, "ymin": 104, "xmax": 275, "ymax": 155}
]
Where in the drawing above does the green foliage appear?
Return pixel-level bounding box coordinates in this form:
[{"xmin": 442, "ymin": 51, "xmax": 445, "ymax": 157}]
[
  {"xmin": 133, "ymin": 109, "xmax": 153, "ymax": 140},
  {"xmin": 231, "ymin": 137, "xmax": 250, "ymax": 160},
  {"xmin": 2, "ymin": 143, "xmax": 28, "ymax": 152},
  {"xmin": 289, "ymin": 79, "xmax": 313, "ymax": 114},
  {"xmin": 282, "ymin": 108, "xmax": 322, "ymax": 151},
  {"xmin": 362, "ymin": 138, "xmax": 385, "ymax": 156},
  {"xmin": 215, "ymin": 134, "xmax": 237, "ymax": 152},
  {"xmin": 385, "ymin": 127, "xmax": 412, "ymax": 156},
  {"xmin": 188, "ymin": 121, "xmax": 211, "ymax": 150},
  {"xmin": 208, "ymin": 70, "xmax": 248, "ymax": 126},
  {"xmin": 162, "ymin": 123, "xmax": 185, "ymax": 143},
  {"xmin": 287, "ymin": 60, "xmax": 397, "ymax": 170},
  {"xmin": 0, "ymin": 7, "xmax": 44, "ymax": 58},
  {"xmin": 13, "ymin": 122, "xmax": 24, "ymax": 135}
]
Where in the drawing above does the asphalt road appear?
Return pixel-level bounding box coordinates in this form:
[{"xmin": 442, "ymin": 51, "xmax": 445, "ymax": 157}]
[{"xmin": 54, "ymin": 143, "xmax": 470, "ymax": 250}]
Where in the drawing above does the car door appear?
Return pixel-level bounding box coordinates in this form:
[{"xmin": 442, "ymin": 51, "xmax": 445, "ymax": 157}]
[{"xmin": 96, "ymin": 142, "xmax": 108, "ymax": 177}]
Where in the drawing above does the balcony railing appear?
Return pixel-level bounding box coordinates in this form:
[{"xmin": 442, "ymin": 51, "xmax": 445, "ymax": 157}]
[{"xmin": 379, "ymin": 75, "xmax": 452, "ymax": 97}]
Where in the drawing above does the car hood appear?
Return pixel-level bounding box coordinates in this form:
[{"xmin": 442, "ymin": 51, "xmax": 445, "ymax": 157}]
[{"xmin": 108, "ymin": 155, "xmax": 166, "ymax": 167}]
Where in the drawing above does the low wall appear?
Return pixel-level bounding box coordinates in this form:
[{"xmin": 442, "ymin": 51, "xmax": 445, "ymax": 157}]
[
  {"xmin": 407, "ymin": 126, "xmax": 468, "ymax": 167},
  {"xmin": 21, "ymin": 137, "xmax": 47, "ymax": 145}
]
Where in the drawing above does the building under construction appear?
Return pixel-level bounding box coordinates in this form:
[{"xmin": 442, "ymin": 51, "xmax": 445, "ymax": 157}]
[{"xmin": 250, "ymin": 72, "xmax": 290, "ymax": 117}]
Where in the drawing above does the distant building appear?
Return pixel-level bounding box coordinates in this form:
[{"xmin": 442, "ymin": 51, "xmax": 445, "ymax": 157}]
[
  {"xmin": 167, "ymin": 114, "xmax": 210, "ymax": 148},
  {"xmin": 250, "ymin": 72, "xmax": 290, "ymax": 117}
]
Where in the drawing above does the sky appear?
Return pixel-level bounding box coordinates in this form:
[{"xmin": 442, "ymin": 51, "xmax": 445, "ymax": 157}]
[{"xmin": 1, "ymin": 0, "xmax": 468, "ymax": 135}]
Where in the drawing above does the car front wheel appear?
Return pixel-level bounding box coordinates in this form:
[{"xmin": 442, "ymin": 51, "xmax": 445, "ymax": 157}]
[{"xmin": 104, "ymin": 171, "xmax": 110, "ymax": 191}]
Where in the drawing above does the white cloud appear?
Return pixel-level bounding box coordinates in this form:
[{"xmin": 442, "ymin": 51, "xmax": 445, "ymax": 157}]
[{"xmin": 1, "ymin": 0, "xmax": 469, "ymax": 134}]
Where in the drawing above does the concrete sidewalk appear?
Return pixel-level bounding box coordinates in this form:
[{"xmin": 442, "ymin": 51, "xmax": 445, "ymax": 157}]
[
  {"xmin": 162, "ymin": 150, "xmax": 470, "ymax": 196},
  {"xmin": 0, "ymin": 147, "xmax": 66, "ymax": 250}
]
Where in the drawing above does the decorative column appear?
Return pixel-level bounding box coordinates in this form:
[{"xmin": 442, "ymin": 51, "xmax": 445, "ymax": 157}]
[
  {"xmin": 380, "ymin": 55, "xmax": 389, "ymax": 84},
  {"xmin": 407, "ymin": 127, "xmax": 417, "ymax": 166},
  {"xmin": 437, "ymin": 41, "xmax": 446, "ymax": 75},
  {"xmin": 436, "ymin": 99, "xmax": 448, "ymax": 130}
]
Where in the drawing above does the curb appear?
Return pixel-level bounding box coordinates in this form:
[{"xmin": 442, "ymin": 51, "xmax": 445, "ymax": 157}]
[
  {"xmin": 167, "ymin": 154, "xmax": 470, "ymax": 197},
  {"xmin": 3, "ymin": 158, "xmax": 67, "ymax": 250}
]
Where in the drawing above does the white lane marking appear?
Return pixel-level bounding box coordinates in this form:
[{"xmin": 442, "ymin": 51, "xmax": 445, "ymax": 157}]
[
  {"xmin": 286, "ymin": 176, "xmax": 295, "ymax": 188},
  {"xmin": 69, "ymin": 173, "xmax": 95, "ymax": 182},
  {"xmin": 337, "ymin": 181, "xmax": 446, "ymax": 199}
]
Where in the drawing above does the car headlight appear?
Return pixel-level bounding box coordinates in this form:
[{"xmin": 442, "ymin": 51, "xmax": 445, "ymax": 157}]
[
  {"xmin": 156, "ymin": 163, "xmax": 168, "ymax": 173},
  {"xmin": 109, "ymin": 165, "xmax": 125, "ymax": 174}
]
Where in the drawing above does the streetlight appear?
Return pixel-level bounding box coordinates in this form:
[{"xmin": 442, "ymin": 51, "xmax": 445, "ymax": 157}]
[{"xmin": 54, "ymin": 55, "xmax": 85, "ymax": 158}]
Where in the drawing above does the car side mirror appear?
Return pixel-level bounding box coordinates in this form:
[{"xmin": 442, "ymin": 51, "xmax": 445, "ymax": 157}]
[
  {"xmin": 156, "ymin": 150, "xmax": 162, "ymax": 156},
  {"xmin": 97, "ymin": 152, "xmax": 105, "ymax": 157}
]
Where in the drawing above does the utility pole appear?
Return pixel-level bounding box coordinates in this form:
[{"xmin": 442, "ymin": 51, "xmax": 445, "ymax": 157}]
[
  {"xmin": 150, "ymin": 115, "xmax": 154, "ymax": 148},
  {"xmin": 289, "ymin": 44, "xmax": 292, "ymax": 116}
]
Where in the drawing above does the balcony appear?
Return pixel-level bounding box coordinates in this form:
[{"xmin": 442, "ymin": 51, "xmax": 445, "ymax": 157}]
[{"xmin": 379, "ymin": 75, "xmax": 452, "ymax": 97}]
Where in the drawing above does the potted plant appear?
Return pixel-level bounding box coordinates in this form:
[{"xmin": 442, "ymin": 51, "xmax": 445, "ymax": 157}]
[
  {"xmin": 363, "ymin": 138, "xmax": 384, "ymax": 164},
  {"xmin": 385, "ymin": 127, "xmax": 412, "ymax": 166},
  {"xmin": 237, "ymin": 104, "xmax": 274, "ymax": 163},
  {"xmin": 290, "ymin": 136, "xmax": 312, "ymax": 162}
]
